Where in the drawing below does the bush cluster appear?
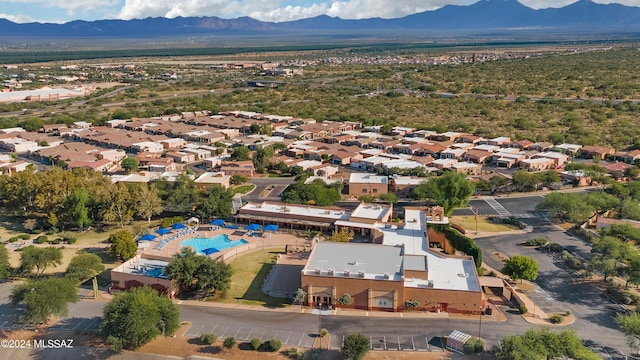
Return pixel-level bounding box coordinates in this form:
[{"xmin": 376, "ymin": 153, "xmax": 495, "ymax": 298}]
[
  {"xmin": 550, "ymin": 314, "xmax": 564, "ymax": 324},
  {"xmin": 441, "ymin": 226, "xmax": 482, "ymax": 268},
  {"xmin": 525, "ymin": 237, "xmax": 548, "ymax": 247},
  {"xmin": 519, "ymin": 306, "xmax": 528, "ymax": 314},
  {"xmin": 200, "ymin": 333, "xmax": 217, "ymax": 345}
]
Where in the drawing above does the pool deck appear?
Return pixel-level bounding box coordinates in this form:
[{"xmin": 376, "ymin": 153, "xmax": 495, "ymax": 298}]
[{"xmin": 141, "ymin": 225, "xmax": 310, "ymax": 260}]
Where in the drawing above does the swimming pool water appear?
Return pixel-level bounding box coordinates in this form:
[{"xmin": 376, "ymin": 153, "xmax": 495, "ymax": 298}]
[
  {"xmin": 180, "ymin": 234, "xmax": 248, "ymax": 255},
  {"xmin": 143, "ymin": 267, "xmax": 168, "ymax": 279}
]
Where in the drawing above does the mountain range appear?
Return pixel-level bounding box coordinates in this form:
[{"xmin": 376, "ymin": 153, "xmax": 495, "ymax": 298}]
[{"xmin": 1, "ymin": 0, "xmax": 639, "ymax": 38}]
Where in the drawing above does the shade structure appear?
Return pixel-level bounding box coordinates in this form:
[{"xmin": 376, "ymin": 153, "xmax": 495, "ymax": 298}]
[
  {"xmin": 171, "ymin": 223, "xmax": 187, "ymax": 230},
  {"xmin": 245, "ymin": 224, "xmax": 262, "ymax": 231},
  {"xmin": 156, "ymin": 227, "xmax": 172, "ymax": 236},
  {"xmin": 210, "ymin": 219, "xmax": 225, "ymax": 226},
  {"xmin": 138, "ymin": 233, "xmax": 157, "ymax": 241},
  {"xmin": 264, "ymin": 224, "xmax": 279, "ymax": 232}
]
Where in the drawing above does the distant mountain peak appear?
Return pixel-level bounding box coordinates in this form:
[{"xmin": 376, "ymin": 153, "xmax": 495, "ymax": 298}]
[{"xmin": 0, "ymin": 0, "xmax": 639, "ymax": 38}]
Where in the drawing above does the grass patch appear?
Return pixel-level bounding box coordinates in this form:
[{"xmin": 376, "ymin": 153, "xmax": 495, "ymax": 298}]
[
  {"xmin": 450, "ymin": 216, "xmax": 520, "ymax": 233},
  {"xmin": 217, "ymin": 248, "xmax": 290, "ymax": 307},
  {"xmin": 231, "ymin": 184, "xmax": 256, "ymax": 195}
]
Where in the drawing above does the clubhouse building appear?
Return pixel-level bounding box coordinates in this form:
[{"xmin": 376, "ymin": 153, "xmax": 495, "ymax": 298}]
[{"xmin": 300, "ymin": 207, "xmax": 484, "ymax": 314}]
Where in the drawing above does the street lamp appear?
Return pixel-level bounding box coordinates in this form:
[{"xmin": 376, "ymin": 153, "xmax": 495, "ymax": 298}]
[{"xmin": 478, "ymin": 306, "xmax": 483, "ymax": 341}]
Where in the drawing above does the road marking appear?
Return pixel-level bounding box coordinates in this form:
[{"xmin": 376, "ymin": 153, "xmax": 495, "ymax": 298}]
[
  {"xmin": 484, "ymin": 198, "xmax": 511, "ymax": 216},
  {"xmin": 85, "ymin": 318, "xmax": 101, "ymax": 330},
  {"xmin": 298, "ymin": 333, "xmax": 304, "ymax": 346},
  {"xmin": 285, "ymin": 332, "xmax": 292, "ymax": 344},
  {"xmin": 259, "ymin": 329, "xmax": 266, "ymax": 340},
  {"xmin": 234, "ymin": 327, "xmax": 242, "ymax": 338},
  {"xmin": 247, "ymin": 328, "xmax": 255, "ymax": 340},
  {"xmin": 398, "ymin": 336, "xmax": 401, "ymax": 350},
  {"xmin": 220, "ymin": 326, "xmax": 229, "ymax": 338},
  {"xmin": 411, "ymin": 337, "xmax": 415, "ymax": 351}
]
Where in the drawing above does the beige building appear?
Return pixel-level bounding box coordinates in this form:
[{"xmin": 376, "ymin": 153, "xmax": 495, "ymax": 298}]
[{"xmin": 348, "ymin": 173, "xmax": 388, "ymax": 196}]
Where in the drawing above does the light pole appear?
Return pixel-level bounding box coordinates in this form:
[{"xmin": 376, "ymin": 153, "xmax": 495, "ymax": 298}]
[{"xmin": 478, "ymin": 306, "xmax": 483, "ymax": 341}]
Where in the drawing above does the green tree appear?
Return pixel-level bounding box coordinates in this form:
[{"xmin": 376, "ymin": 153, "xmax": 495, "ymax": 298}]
[
  {"xmin": 102, "ymin": 287, "xmax": 180, "ymax": 350},
  {"xmin": 495, "ymin": 328, "xmax": 599, "ymax": 360},
  {"xmin": 19, "ymin": 246, "xmax": 63, "ymax": 277},
  {"xmin": 10, "ymin": 277, "xmax": 77, "ymax": 324},
  {"xmin": 293, "ymin": 288, "xmax": 306, "ymax": 305},
  {"xmin": 488, "ymin": 175, "xmax": 508, "ymax": 193},
  {"xmin": 342, "ymin": 332, "xmax": 370, "ymax": 360},
  {"xmin": 66, "ymin": 252, "xmax": 105, "ymax": 282},
  {"xmin": 108, "ymin": 230, "xmax": 137, "ymax": 261},
  {"xmin": 252, "ymin": 145, "xmax": 274, "ymax": 174},
  {"xmin": 230, "ymin": 146, "xmax": 251, "ymax": 161},
  {"xmin": 231, "ymin": 174, "xmax": 248, "ymax": 184},
  {"xmin": 0, "ymin": 244, "xmax": 11, "ymax": 280},
  {"xmin": 412, "ymin": 172, "xmax": 475, "ymax": 215},
  {"xmin": 167, "ymin": 248, "xmax": 232, "ymax": 295},
  {"xmin": 121, "ymin": 157, "xmax": 139, "ymax": 173},
  {"xmin": 63, "ymin": 187, "xmax": 92, "ymax": 230},
  {"xmin": 195, "ymin": 185, "xmax": 233, "ymax": 220},
  {"xmin": 616, "ymin": 312, "xmax": 640, "ymax": 351},
  {"xmin": 103, "ymin": 183, "xmax": 136, "ymax": 227},
  {"xmin": 501, "ymin": 255, "xmax": 538, "ymax": 283},
  {"xmin": 135, "ymin": 184, "xmax": 163, "ymax": 224},
  {"xmin": 166, "ymin": 175, "xmax": 198, "ymax": 212}
]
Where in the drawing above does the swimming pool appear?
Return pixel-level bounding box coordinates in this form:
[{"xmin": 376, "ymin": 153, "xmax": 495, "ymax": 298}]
[{"xmin": 180, "ymin": 234, "xmax": 248, "ymax": 255}]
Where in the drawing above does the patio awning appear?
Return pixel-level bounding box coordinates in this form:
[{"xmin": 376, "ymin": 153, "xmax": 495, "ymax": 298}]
[
  {"xmin": 156, "ymin": 227, "xmax": 172, "ymax": 235},
  {"xmin": 171, "ymin": 223, "xmax": 187, "ymax": 230},
  {"xmin": 138, "ymin": 233, "xmax": 157, "ymax": 241},
  {"xmin": 210, "ymin": 219, "xmax": 225, "ymax": 226},
  {"xmin": 245, "ymin": 224, "xmax": 262, "ymax": 231}
]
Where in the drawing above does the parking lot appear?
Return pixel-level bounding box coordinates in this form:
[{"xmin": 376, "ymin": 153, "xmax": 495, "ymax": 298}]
[
  {"xmin": 184, "ymin": 319, "xmax": 446, "ymax": 352},
  {"xmin": 184, "ymin": 323, "xmax": 318, "ymax": 348}
]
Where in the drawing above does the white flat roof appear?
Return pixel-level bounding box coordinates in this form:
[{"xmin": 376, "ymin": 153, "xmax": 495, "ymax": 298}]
[
  {"xmin": 351, "ymin": 203, "xmax": 391, "ymax": 220},
  {"xmin": 240, "ymin": 202, "xmax": 349, "ymax": 220},
  {"xmin": 349, "ymin": 173, "xmax": 388, "ymax": 184}
]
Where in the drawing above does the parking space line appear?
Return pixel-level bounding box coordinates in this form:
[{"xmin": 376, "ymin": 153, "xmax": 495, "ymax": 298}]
[
  {"xmin": 285, "ymin": 332, "xmax": 292, "ymax": 344},
  {"xmin": 84, "ymin": 318, "xmax": 101, "ymax": 330},
  {"xmin": 259, "ymin": 329, "xmax": 266, "ymax": 340},
  {"xmin": 234, "ymin": 327, "xmax": 241, "ymax": 338},
  {"xmin": 425, "ymin": 337, "xmax": 430, "ymax": 350},
  {"xmin": 297, "ymin": 333, "xmax": 304, "ymax": 346},
  {"xmin": 192, "ymin": 324, "xmax": 205, "ymax": 337},
  {"xmin": 247, "ymin": 328, "xmax": 254, "ymax": 340},
  {"xmin": 411, "ymin": 337, "xmax": 415, "ymax": 351},
  {"xmin": 220, "ymin": 326, "xmax": 230, "ymax": 338}
]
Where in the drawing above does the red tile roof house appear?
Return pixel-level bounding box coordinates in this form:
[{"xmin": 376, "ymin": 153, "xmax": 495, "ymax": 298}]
[
  {"xmin": 463, "ymin": 149, "xmax": 492, "ymax": 164},
  {"xmin": 219, "ymin": 160, "xmax": 255, "ymax": 177},
  {"xmin": 598, "ymin": 161, "xmax": 632, "ymax": 179},
  {"xmin": 580, "ymin": 145, "xmax": 615, "ymax": 160},
  {"xmin": 509, "ymin": 139, "xmax": 534, "ymax": 149},
  {"xmin": 610, "ymin": 150, "xmax": 640, "ymax": 164},
  {"xmin": 67, "ymin": 158, "xmax": 114, "ymax": 172}
]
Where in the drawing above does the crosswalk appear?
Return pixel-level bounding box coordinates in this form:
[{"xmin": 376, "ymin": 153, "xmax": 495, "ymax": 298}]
[
  {"xmin": 484, "ymin": 198, "xmax": 511, "ymax": 216},
  {"xmin": 510, "ymin": 212, "xmax": 548, "ymax": 219}
]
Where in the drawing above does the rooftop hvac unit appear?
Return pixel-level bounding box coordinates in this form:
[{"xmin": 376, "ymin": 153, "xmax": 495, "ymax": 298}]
[
  {"xmin": 314, "ymin": 268, "xmax": 321, "ymax": 275},
  {"xmin": 383, "ymin": 273, "xmax": 390, "ymax": 280},
  {"xmin": 343, "ymin": 270, "xmax": 350, "ymax": 276},
  {"xmin": 357, "ymin": 272, "xmax": 365, "ymax": 278},
  {"xmin": 327, "ymin": 269, "xmax": 334, "ymax": 276}
]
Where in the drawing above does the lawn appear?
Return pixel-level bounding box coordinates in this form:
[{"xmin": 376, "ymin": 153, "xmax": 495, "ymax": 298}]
[
  {"xmin": 231, "ymin": 184, "xmax": 256, "ymax": 195},
  {"xmin": 449, "ymin": 215, "xmax": 520, "ymax": 233},
  {"xmin": 217, "ymin": 248, "xmax": 290, "ymax": 307}
]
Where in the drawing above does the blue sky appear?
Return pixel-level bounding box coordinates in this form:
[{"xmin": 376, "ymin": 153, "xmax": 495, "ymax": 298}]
[{"xmin": 0, "ymin": 0, "xmax": 638, "ymax": 24}]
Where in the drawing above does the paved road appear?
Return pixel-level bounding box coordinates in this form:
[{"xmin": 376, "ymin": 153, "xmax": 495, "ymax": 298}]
[
  {"xmin": 244, "ymin": 177, "xmax": 295, "ymax": 202},
  {"xmin": 467, "ymin": 195, "xmax": 633, "ymax": 357}
]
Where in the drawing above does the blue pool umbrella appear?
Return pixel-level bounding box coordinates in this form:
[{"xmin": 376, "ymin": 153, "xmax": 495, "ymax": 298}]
[
  {"xmin": 138, "ymin": 233, "xmax": 156, "ymax": 241},
  {"xmin": 202, "ymin": 248, "xmax": 219, "ymax": 255},
  {"xmin": 224, "ymin": 225, "xmax": 239, "ymax": 229},
  {"xmin": 245, "ymin": 224, "xmax": 261, "ymax": 231},
  {"xmin": 156, "ymin": 227, "xmax": 172, "ymax": 236},
  {"xmin": 210, "ymin": 219, "xmax": 225, "ymax": 226},
  {"xmin": 171, "ymin": 223, "xmax": 187, "ymax": 230},
  {"xmin": 264, "ymin": 224, "xmax": 279, "ymax": 232}
]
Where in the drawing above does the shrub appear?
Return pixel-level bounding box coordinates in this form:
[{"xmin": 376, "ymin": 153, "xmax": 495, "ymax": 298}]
[
  {"xmin": 18, "ymin": 234, "xmax": 31, "ymax": 240},
  {"xmin": 463, "ymin": 337, "xmax": 484, "ymax": 354},
  {"xmin": 222, "ymin": 337, "xmax": 236, "ymax": 350},
  {"xmin": 320, "ymin": 328, "xmax": 329, "ymax": 337},
  {"xmin": 200, "ymin": 333, "xmax": 217, "ymax": 345},
  {"xmin": 564, "ymin": 310, "xmax": 572, "ymax": 316},
  {"xmin": 36, "ymin": 235, "xmax": 48, "ymax": 244},
  {"xmin": 288, "ymin": 347, "xmax": 304, "ymax": 359},
  {"xmin": 546, "ymin": 243, "xmax": 564, "ymax": 253},
  {"xmin": 563, "ymin": 255, "xmax": 583, "ymax": 270},
  {"xmin": 525, "ymin": 237, "xmax": 548, "ymax": 246},
  {"xmin": 250, "ymin": 338, "xmax": 261, "ymax": 350},
  {"xmin": 519, "ymin": 306, "xmax": 528, "ymax": 314},
  {"xmin": 550, "ymin": 314, "xmax": 563, "ymax": 324},
  {"xmin": 66, "ymin": 237, "xmax": 77, "ymax": 244},
  {"xmin": 9, "ymin": 237, "xmax": 19, "ymax": 243},
  {"xmin": 51, "ymin": 239, "xmax": 60, "ymax": 245},
  {"xmin": 266, "ymin": 339, "xmax": 282, "ymax": 352}
]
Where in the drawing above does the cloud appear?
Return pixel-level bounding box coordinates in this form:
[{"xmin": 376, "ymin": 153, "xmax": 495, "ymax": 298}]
[
  {"xmin": 118, "ymin": 0, "xmax": 284, "ymax": 20},
  {"xmin": 0, "ymin": 12, "xmax": 35, "ymax": 23}
]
